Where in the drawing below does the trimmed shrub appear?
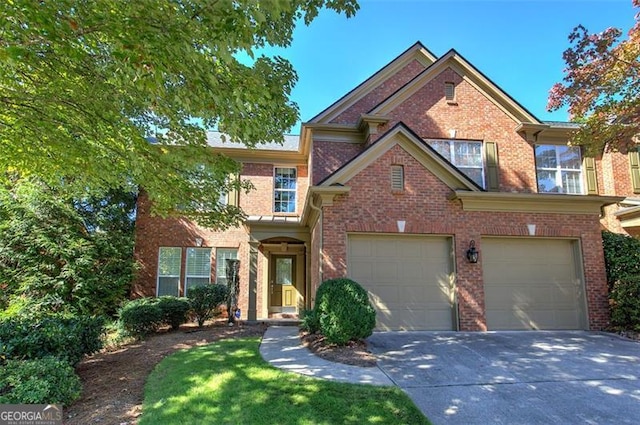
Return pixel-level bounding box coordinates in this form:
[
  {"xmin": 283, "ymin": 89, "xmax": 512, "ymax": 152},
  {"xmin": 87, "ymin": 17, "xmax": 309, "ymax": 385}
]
[
  {"xmin": 0, "ymin": 315, "xmax": 105, "ymax": 365},
  {"xmin": 0, "ymin": 357, "xmax": 81, "ymax": 406},
  {"xmin": 602, "ymin": 231, "xmax": 640, "ymax": 289},
  {"xmin": 187, "ymin": 284, "xmax": 228, "ymax": 327},
  {"xmin": 609, "ymin": 276, "xmax": 640, "ymax": 331},
  {"xmin": 300, "ymin": 308, "xmax": 320, "ymax": 333},
  {"xmin": 314, "ymin": 278, "xmax": 376, "ymax": 345},
  {"xmin": 156, "ymin": 296, "xmax": 191, "ymax": 330},
  {"xmin": 118, "ymin": 298, "xmax": 163, "ymax": 338}
]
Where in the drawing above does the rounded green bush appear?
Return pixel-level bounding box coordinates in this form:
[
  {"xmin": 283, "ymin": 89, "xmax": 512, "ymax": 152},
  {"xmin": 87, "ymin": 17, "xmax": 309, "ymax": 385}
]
[
  {"xmin": 187, "ymin": 284, "xmax": 228, "ymax": 327},
  {"xmin": 610, "ymin": 276, "xmax": 640, "ymax": 331},
  {"xmin": 0, "ymin": 357, "xmax": 81, "ymax": 406},
  {"xmin": 0, "ymin": 315, "xmax": 105, "ymax": 365},
  {"xmin": 314, "ymin": 278, "xmax": 376, "ymax": 345},
  {"xmin": 300, "ymin": 308, "xmax": 320, "ymax": 333},
  {"xmin": 118, "ymin": 298, "xmax": 163, "ymax": 337},
  {"xmin": 156, "ymin": 296, "xmax": 191, "ymax": 330}
]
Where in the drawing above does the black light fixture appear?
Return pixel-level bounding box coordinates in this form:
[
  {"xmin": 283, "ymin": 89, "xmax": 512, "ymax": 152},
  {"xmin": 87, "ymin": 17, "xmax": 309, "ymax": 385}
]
[{"xmin": 466, "ymin": 240, "xmax": 479, "ymax": 263}]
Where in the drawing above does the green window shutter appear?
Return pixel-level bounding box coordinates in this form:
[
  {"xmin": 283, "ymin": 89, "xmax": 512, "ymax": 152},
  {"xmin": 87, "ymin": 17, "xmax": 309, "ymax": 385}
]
[
  {"xmin": 630, "ymin": 150, "xmax": 640, "ymax": 194},
  {"xmin": 228, "ymin": 173, "xmax": 239, "ymax": 207},
  {"xmin": 484, "ymin": 141, "xmax": 499, "ymax": 191},
  {"xmin": 584, "ymin": 157, "xmax": 598, "ymax": 195}
]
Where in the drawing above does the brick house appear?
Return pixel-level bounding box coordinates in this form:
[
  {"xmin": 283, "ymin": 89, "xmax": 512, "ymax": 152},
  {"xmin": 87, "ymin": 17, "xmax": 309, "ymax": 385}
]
[{"xmin": 133, "ymin": 42, "xmax": 640, "ymax": 331}]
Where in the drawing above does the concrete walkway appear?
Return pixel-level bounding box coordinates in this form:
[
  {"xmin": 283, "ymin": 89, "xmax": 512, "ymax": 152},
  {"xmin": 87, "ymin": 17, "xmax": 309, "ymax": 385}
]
[{"xmin": 259, "ymin": 326, "xmax": 393, "ymax": 386}]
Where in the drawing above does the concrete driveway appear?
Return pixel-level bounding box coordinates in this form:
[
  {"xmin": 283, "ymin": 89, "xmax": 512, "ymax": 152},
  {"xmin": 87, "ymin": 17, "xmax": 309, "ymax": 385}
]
[{"xmin": 367, "ymin": 331, "xmax": 640, "ymax": 425}]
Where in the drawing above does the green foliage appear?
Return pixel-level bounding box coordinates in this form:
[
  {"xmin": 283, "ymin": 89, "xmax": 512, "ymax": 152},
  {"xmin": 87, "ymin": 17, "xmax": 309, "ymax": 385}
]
[
  {"xmin": 602, "ymin": 231, "xmax": 640, "ymax": 331},
  {"xmin": 0, "ymin": 0, "xmax": 359, "ymax": 228},
  {"xmin": 0, "ymin": 179, "xmax": 136, "ymax": 317},
  {"xmin": 548, "ymin": 7, "xmax": 640, "ymax": 155},
  {"xmin": 609, "ymin": 276, "xmax": 640, "ymax": 331},
  {"xmin": 118, "ymin": 298, "xmax": 164, "ymax": 338},
  {"xmin": 314, "ymin": 278, "xmax": 376, "ymax": 345},
  {"xmin": 602, "ymin": 231, "xmax": 640, "ymax": 288},
  {"xmin": 0, "ymin": 315, "xmax": 105, "ymax": 365},
  {"xmin": 187, "ymin": 284, "xmax": 229, "ymax": 327},
  {"xmin": 0, "ymin": 357, "xmax": 81, "ymax": 406},
  {"xmin": 156, "ymin": 296, "xmax": 191, "ymax": 330},
  {"xmin": 300, "ymin": 308, "xmax": 320, "ymax": 333}
]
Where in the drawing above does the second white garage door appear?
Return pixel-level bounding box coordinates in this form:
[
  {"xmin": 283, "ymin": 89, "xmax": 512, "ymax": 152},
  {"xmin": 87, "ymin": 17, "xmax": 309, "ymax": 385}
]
[
  {"xmin": 482, "ymin": 238, "xmax": 587, "ymax": 330},
  {"xmin": 347, "ymin": 234, "xmax": 455, "ymax": 331}
]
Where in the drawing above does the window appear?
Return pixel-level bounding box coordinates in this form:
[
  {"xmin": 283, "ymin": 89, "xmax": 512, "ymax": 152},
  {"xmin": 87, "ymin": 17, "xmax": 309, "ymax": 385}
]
[
  {"xmin": 157, "ymin": 247, "xmax": 181, "ymax": 297},
  {"xmin": 216, "ymin": 248, "xmax": 238, "ymax": 285},
  {"xmin": 274, "ymin": 167, "xmax": 297, "ymax": 213},
  {"xmin": 427, "ymin": 139, "xmax": 484, "ymax": 187},
  {"xmin": 185, "ymin": 248, "xmax": 212, "ymax": 296},
  {"xmin": 535, "ymin": 145, "xmax": 583, "ymax": 194},
  {"xmin": 391, "ymin": 165, "xmax": 404, "ymax": 190}
]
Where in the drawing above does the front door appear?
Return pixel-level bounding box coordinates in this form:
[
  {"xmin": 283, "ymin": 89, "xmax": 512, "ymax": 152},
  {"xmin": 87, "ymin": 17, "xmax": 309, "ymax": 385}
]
[{"xmin": 270, "ymin": 255, "xmax": 296, "ymax": 311}]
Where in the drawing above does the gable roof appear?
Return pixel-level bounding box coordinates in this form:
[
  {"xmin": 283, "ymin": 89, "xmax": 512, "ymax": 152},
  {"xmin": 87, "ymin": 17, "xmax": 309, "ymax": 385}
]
[
  {"xmin": 318, "ymin": 122, "xmax": 482, "ymax": 191},
  {"xmin": 309, "ymin": 42, "xmax": 437, "ymax": 124},
  {"xmin": 369, "ymin": 49, "xmax": 543, "ymax": 125}
]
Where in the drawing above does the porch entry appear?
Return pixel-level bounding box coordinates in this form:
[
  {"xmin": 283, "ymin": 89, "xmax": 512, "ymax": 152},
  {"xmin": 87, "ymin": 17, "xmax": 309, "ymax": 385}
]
[{"xmin": 269, "ymin": 254, "xmax": 297, "ymax": 313}]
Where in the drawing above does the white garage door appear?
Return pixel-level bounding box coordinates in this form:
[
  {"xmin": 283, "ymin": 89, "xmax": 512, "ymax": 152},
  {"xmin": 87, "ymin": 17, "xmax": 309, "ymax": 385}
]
[
  {"xmin": 482, "ymin": 238, "xmax": 587, "ymax": 330},
  {"xmin": 348, "ymin": 234, "xmax": 454, "ymax": 331}
]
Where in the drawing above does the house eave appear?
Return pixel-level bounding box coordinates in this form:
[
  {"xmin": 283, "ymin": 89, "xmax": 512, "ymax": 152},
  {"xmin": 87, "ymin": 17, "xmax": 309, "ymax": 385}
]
[
  {"xmin": 449, "ymin": 191, "xmax": 624, "ymax": 214},
  {"xmin": 614, "ymin": 205, "xmax": 640, "ymax": 228},
  {"xmin": 301, "ymin": 186, "xmax": 352, "ymax": 226}
]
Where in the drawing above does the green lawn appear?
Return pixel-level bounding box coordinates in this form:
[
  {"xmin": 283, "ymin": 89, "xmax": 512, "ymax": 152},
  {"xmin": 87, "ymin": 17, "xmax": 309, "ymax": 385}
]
[{"xmin": 140, "ymin": 337, "xmax": 431, "ymax": 425}]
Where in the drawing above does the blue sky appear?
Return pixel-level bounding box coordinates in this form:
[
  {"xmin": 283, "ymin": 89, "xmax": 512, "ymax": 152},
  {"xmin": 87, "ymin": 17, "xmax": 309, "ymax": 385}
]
[{"xmin": 261, "ymin": 0, "xmax": 637, "ymax": 135}]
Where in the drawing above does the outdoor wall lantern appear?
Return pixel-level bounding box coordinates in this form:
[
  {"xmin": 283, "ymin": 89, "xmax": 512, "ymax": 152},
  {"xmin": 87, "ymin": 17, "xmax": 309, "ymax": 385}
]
[
  {"xmin": 466, "ymin": 240, "xmax": 479, "ymax": 263},
  {"xmin": 195, "ymin": 237, "xmax": 203, "ymax": 247}
]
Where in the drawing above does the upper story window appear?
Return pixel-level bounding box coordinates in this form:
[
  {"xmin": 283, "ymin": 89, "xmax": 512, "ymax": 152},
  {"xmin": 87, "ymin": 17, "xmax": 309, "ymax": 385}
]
[
  {"xmin": 535, "ymin": 145, "xmax": 583, "ymax": 194},
  {"xmin": 274, "ymin": 167, "xmax": 297, "ymax": 213},
  {"xmin": 427, "ymin": 139, "xmax": 484, "ymax": 187}
]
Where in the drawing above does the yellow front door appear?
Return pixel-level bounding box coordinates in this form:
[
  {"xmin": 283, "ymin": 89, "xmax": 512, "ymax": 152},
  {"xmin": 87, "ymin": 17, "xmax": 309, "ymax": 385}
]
[{"xmin": 270, "ymin": 255, "xmax": 296, "ymax": 310}]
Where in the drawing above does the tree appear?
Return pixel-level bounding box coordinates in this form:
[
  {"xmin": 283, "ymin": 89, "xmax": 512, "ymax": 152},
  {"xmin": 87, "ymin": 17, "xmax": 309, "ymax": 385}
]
[
  {"xmin": 0, "ymin": 1, "xmax": 359, "ymax": 229},
  {"xmin": 0, "ymin": 178, "xmax": 137, "ymax": 317},
  {"xmin": 548, "ymin": 0, "xmax": 640, "ymax": 155}
]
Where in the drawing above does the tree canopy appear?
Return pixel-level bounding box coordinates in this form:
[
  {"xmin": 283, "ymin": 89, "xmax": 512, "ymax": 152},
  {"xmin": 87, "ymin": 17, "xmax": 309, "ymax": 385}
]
[
  {"xmin": 0, "ymin": 179, "xmax": 137, "ymax": 317},
  {"xmin": 0, "ymin": 0, "xmax": 358, "ymax": 228},
  {"xmin": 548, "ymin": 0, "xmax": 640, "ymax": 155}
]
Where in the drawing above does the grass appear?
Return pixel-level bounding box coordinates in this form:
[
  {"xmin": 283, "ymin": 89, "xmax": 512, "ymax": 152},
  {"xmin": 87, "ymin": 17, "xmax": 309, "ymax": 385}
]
[{"xmin": 140, "ymin": 337, "xmax": 431, "ymax": 425}]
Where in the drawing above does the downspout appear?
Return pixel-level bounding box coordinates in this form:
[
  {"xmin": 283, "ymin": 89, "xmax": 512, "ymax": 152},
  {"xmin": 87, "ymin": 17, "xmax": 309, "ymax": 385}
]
[{"xmin": 308, "ymin": 192, "xmax": 323, "ymax": 308}]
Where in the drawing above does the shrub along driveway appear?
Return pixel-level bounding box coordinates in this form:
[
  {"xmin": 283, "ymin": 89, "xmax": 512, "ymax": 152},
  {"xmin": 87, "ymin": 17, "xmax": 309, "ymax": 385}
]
[{"xmin": 368, "ymin": 331, "xmax": 640, "ymax": 425}]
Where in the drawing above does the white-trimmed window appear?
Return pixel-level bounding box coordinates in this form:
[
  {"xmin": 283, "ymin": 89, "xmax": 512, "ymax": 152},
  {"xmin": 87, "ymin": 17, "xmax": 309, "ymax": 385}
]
[
  {"xmin": 427, "ymin": 139, "xmax": 484, "ymax": 187},
  {"xmin": 535, "ymin": 145, "xmax": 583, "ymax": 194},
  {"xmin": 185, "ymin": 247, "xmax": 212, "ymax": 296},
  {"xmin": 216, "ymin": 248, "xmax": 238, "ymax": 285},
  {"xmin": 274, "ymin": 167, "xmax": 297, "ymax": 213},
  {"xmin": 157, "ymin": 247, "xmax": 181, "ymax": 297}
]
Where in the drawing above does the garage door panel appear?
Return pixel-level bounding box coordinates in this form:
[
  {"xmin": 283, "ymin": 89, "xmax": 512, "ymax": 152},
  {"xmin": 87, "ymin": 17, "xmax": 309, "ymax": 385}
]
[
  {"xmin": 348, "ymin": 234, "xmax": 453, "ymax": 331},
  {"xmin": 483, "ymin": 238, "xmax": 585, "ymax": 330}
]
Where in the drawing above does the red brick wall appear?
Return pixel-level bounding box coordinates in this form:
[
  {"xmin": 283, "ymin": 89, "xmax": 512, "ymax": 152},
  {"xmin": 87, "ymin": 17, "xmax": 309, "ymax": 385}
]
[
  {"xmin": 240, "ymin": 163, "xmax": 309, "ymax": 216},
  {"xmin": 319, "ymin": 145, "xmax": 610, "ymax": 331},
  {"xmin": 331, "ymin": 59, "xmax": 427, "ymax": 125},
  {"xmin": 312, "ymin": 141, "xmax": 362, "ymax": 184},
  {"xmin": 133, "ymin": 191, "xmax": 248, "ymax": 297},
  {"xmin": 377, "ymin": 67, "xmax": 537, "ymax": 192}
]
